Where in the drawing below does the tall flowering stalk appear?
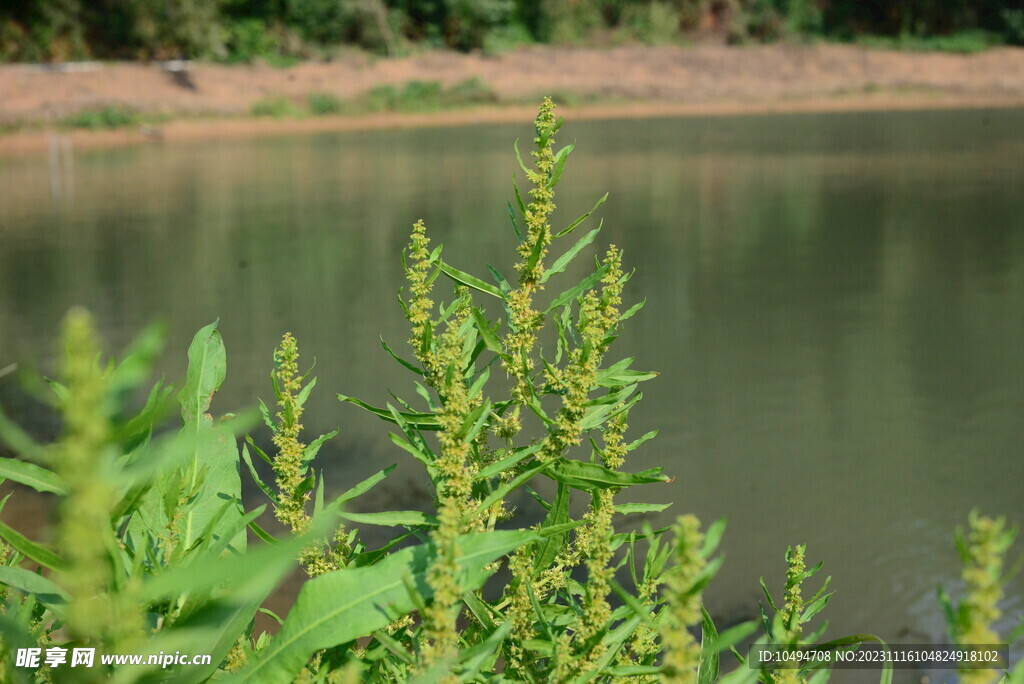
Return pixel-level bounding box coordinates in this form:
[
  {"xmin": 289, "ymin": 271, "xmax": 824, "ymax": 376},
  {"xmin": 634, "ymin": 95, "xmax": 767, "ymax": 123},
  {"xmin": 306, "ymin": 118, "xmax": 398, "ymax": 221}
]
[
  {"xmin": 660, "ymin": 515, "xmax": 708, "ymax": 683},
  {"xmin": 405, "ymin": 222, "xmax": 482, "ymax": 672},
  {"xmin": 954, "ymin": 511, "xmax": 1015, "ymax": 684},
  {"xmin": 269, "ymin": 333, "xmax": 348, "ymax": 577},
  {"xmin": 55, "ymin": 308, "xmax": 141, "ymax": 650},
  {"xmin": 505, "ymin": 96, "xmax": 560, "ymax": 413}
]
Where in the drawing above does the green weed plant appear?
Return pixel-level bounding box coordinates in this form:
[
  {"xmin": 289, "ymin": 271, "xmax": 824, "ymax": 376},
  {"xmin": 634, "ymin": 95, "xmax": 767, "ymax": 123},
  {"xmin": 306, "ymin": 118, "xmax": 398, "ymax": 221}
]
[{"xmin": 0, "ymin": 100, "xmax": 1020, "ymax": 684}]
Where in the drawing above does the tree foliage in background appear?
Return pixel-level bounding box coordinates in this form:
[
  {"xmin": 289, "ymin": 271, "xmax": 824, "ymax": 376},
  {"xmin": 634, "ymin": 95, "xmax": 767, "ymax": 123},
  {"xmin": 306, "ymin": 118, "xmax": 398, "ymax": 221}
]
[{"xmin": 1, "ymin": 0, "xmax": 1022, "ymax": 62}]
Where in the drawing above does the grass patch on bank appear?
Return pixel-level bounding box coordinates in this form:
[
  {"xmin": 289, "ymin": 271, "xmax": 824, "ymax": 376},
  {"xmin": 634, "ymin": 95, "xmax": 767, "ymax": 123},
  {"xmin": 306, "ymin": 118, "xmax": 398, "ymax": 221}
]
[
  {"xmin": 855, "ymin": 30, "xmax": 999, "ymax": 54},
  {"xmin": 61, "ymin": 106, "xmax": 144, "ymax": 130},
  {"xmin": 252, "ymin": 78, "xmax": 500, "ymax": 121}
]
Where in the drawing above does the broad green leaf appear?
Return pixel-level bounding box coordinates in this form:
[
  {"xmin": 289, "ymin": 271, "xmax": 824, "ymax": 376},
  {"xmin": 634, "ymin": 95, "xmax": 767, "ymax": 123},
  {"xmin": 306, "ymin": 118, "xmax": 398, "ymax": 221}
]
[
  {"xmin": 0, "ymin": 567, "xmax": 69, "ymax": 612},
  {"xmin": 541, "ymin": 226, "xmax": 602, "ymax": 284},
  {"xmin": 177, "ymin": 321, "xmax": 225, "ymax": 423},
  {"xmin": 176, "ymin": 321, "xmax": 245, "ymax": 554},
  {"xmin": 236, "ymin": 530, "xmax": 539, "ymax": 684},
  {"xmin": 0, "ymin": 458, "xmax": 66, "ymax": 495}
]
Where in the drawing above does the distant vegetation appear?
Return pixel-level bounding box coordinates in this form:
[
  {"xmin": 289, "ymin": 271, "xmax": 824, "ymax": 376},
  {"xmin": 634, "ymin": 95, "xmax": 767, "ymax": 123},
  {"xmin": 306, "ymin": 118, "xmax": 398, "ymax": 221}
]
[{"xmin": 1, "ymin": 0, "xmax": 1021, "ymax": 63}]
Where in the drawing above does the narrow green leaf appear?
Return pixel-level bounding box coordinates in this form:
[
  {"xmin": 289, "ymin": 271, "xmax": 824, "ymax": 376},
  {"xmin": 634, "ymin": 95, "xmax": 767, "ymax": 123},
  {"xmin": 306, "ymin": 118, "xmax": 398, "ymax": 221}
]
[
  {"xmin": 389, "ymin": 432, "xmax": 432, "ymax": 468},
  {"xmin": 477, "ymin": 443, "xmax": 543, "ymax": 481},
  {"xmin": 0, "ymin": 458, "xmax": 66, "ymax": 495},
  {"xmin": 620, "ymin": 298, "xmax": 646, "ymax": 321},
  {"xmin": 507, "ymin": 200, "xmax": 523, "ymax": 242},
  {"xmin": 475, "ymin": 460, "xmax": 549, "ymax": 513},
  {"xmin": 546, "ymin": 458, "xmax": 669, "ymax": 490},
  {"xmin": 698, "ymin": 606, "xmax": 720, "ymax": 684},
  {"xmin": 514, "ymin": 139, "xmax": 530, "ymax": 175},
  {"xmin": 711, "ymin": 620, "xmax": 758, "ymax": 653},
  {"xmin": 339, "ymin": 394, "xmax": 440, "ymax": 430},
  {"xmin": 534, "ymin": 482, "xmax": 570, "ymax": 571},
  {"xmin": 615, "ymin": 502, "xmax": 672, "ymax": 515},
  {"xmin": 0, "ymin": 406, "xmax": 46, "ymax": 463},
  {"xmin": 547, "ymin": 263, "xmax": 611, "ymax": 313},
  {"xmin": 335, "ymin": 510, "xmax": 437, "ymax": 527},
  {"xmin": 241, "ymin": 444, "xmax": 277, "ymax": 503},
  {"xmin": 702, "ymin": 518, "xmax": 727, "ymax": 558},
  {"xmin": 800, "ymin": 592, "xmax": 833, "ymax": 624},
  {"xmin": 525, "ymin": 228, "xmax": 546, "ymax": 274},
  {"xmin": 486, "ymin": 265, "xmax": 512, "ymax": 294},
  {"xmin": 609, "ymin": 578, "xmax": 654, "ymax": 624},
  {"xmin": 541, "ymin": 226, "xmax": 601, "ymax": 284},
  {"xmin": 548, "ymin": 141, "xmax": 574, "ymax": 188},
  {"xmin": 0, "ymin": 520, "xmax": 66, "ymax": 571},
  {"xmin": 458, "ymin": 620, "xmax": 513, "ymax": 677},
  {"xmin": 437, "ymin": 261, "xmax": 504, "ymax": 299},
  {"xmin": 555, "ymin": 193, "xmax": 608, "ymax": 238},
  {"xmin": 0, "ymin": 567, "xmax": 70, "ymax": 611},
  {"xmin": 330, "ymin": 464, "xmax": 397, "ymax": 509},
  {"xmin": 471, "ymin": 308, "xmax": 504, "ymax": 355},
  {"xmin": 380, "ymin": 337, "xmax": 424, "ymax": 376}
]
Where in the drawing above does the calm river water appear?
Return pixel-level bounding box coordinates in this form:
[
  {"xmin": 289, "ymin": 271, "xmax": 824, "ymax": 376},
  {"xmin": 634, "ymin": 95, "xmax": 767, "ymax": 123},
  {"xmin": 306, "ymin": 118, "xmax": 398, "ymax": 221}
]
[{"xmin": 1, "ymin": 108, "xmax": 1022, "ymax": 680}]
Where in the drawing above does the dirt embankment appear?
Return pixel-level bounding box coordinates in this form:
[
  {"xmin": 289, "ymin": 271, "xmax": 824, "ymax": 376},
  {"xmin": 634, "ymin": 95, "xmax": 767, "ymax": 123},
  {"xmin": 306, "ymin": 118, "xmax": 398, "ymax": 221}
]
[{"xmin": 2, "ymin": 43, "xmax": 1023, "ymax": 153}]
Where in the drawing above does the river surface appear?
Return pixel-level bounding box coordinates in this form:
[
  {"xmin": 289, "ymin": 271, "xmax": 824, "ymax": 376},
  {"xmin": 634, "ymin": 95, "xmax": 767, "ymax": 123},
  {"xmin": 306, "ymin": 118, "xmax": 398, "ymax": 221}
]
[{"xmin": 1, "ymin": 108, "xmax": 1022, "ymax": 681}]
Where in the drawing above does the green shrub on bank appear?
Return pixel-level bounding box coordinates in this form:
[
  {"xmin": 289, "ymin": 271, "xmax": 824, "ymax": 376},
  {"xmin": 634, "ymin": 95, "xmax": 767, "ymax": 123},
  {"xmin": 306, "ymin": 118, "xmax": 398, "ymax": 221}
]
[
  {"xmin": 3, "ymin": 0, "xmax": 1023, "ymax": 62},
  {"xmin": 0, "ymin": 100, "xmax": 1020, "ymax": 684},
  {"xmin": 308, "ymin": 92, "xmax": 345, "ymax": 115}
]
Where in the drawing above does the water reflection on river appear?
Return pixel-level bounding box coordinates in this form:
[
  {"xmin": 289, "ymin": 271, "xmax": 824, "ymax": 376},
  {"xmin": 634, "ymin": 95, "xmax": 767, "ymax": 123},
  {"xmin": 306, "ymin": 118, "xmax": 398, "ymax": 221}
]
[{"xmin": 1, "ymin": 108, "xmax": 1022, "ymax": 682}]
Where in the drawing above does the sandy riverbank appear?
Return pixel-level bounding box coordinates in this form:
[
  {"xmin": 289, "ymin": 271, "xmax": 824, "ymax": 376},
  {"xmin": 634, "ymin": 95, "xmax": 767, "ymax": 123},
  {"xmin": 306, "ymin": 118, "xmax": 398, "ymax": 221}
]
[{"xmin": 2, "ymin": 43, "xmax": 1023, "ymax": 154}]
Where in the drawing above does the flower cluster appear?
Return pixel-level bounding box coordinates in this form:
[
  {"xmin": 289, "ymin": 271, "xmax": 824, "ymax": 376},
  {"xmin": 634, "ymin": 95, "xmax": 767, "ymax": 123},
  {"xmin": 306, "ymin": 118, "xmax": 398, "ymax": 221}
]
[{"xmin": 661, "ymin": 515, "xmax": 707, "ymax": 683}]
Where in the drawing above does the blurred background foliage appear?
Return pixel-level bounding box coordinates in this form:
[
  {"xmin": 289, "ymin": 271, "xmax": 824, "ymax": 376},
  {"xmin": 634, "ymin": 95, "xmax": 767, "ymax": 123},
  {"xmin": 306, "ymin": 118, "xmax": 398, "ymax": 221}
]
[{"xmin": 1, "ymin": 0, "xmax": 1022, "ymax": 62}]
